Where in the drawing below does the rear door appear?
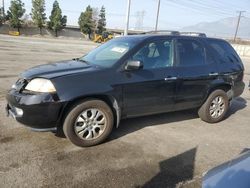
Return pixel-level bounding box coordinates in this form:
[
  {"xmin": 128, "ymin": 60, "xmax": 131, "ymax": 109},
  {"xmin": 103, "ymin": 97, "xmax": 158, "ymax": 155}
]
[{"xmin": 174, "ymin": 38, "xmax": 219, "ymax": 110}]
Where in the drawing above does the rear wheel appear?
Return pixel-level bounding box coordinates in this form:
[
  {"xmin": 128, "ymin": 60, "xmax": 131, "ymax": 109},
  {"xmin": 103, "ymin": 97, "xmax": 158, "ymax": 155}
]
[
  {"xmin": 198, "ymin": 89, "xmax": 229, "ymax": 123},
  {"xmin": 63, "ymin": 99, "xmax": 114, "ymax": 147}
]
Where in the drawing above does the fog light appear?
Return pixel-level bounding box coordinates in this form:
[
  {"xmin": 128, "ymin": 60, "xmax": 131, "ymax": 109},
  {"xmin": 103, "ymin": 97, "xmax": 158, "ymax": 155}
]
[{"xmin": 15, "ymin": 107, "xmax": 23, "ymax": 116}]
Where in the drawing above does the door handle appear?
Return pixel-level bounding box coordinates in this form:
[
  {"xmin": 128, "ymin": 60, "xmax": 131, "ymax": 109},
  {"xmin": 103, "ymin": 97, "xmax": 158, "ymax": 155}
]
[
  {"xmin": 209, "ymin": 72, "xmax": 219, "ymax": 76},
  {"xmin": 164, "ymin": 76, "xmax": 177, "ymax": 81}
]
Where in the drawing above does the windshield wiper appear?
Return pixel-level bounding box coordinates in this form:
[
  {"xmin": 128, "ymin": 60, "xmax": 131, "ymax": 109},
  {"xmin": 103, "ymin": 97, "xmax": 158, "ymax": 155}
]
[
  {"xmin": 72, "ymin": 58, "xmax": 90, "ymax": 65},
  {"xmin": 72, "ymin": 58, "xmax": 79, "ymax": 61}
]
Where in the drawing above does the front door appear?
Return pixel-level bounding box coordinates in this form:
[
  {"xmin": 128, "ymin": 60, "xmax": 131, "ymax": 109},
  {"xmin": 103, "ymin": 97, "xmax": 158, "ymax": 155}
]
[{"xmin": 121, "ymin": 38, "xmax": 177, "ymax": 117}]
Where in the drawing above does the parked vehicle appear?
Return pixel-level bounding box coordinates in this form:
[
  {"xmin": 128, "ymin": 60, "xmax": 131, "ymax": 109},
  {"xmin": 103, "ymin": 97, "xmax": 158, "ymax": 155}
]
[
  {"xmin": 203, "ymin": 150, "xmax": 250, "ymax": 188},
  {"xmin": 6, "ymin": 32, "xmax": 245, "ymax": 147},
  {"xmin": 93, "ymin": 31, "xmax": 114, "ymax": 43}
]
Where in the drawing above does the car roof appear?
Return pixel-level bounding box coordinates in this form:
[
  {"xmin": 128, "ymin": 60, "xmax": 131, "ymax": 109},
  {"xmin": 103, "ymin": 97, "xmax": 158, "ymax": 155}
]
[{"xmin": 120, "ymin": 34, "xmax": 227, "ymax": 43}]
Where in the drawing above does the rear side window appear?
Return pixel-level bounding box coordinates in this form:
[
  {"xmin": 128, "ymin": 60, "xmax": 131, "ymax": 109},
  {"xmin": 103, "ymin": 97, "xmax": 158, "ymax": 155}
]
[
  {"xmin": 176, "ymin": 39, "xmax": 206, "ymax": 67},
  {"xmin": 207, "ymin": 39, "xmax": 240, "ymax": 63}
]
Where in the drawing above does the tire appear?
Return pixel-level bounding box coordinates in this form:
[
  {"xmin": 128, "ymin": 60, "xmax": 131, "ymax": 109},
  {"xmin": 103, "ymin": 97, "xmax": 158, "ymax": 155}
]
[
  {"xmin": 63, "ymin": 99, "xmax": 114, "ymax": 147},
  {"xmin": 198, "ymin": 89, "xmax": 229, "ymax": 123}
]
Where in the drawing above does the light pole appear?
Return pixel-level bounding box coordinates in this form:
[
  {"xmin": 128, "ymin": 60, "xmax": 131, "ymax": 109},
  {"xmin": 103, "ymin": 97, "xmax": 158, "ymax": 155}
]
[
  {"xmin": 155, "ymin": 0, "xmax": 161, "ymax": 31},
  {"xmin": 124, "ymin": 0, "xmax": 131, "ymax": 36}
]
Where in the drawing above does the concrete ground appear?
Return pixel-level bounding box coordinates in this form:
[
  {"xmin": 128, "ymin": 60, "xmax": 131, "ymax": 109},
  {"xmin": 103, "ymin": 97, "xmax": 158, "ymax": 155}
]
[{"xmin": 0, "ymin": 34, "xmax": 249, "ymax": 188}]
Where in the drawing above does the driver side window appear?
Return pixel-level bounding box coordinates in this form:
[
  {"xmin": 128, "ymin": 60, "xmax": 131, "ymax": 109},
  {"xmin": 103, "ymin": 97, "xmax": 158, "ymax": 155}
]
[{"xmin": 132, "ymin": 39, "xmax": 173, "ymax": 69}]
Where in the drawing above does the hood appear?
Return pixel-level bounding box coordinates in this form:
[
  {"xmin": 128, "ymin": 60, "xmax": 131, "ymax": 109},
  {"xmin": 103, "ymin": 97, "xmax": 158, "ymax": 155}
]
[{"xmin": 21, "ymin": 60, "xmax": 96, "ymax": 79}]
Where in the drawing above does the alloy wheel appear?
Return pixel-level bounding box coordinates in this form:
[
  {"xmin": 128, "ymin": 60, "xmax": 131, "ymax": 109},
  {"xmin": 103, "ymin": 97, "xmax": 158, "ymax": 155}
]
[
  {"xmin": 74, "ymin": 108, "xmax": 107, "ymax": 140},
  {"xmin": 209, "ymin": 96, "xmax": 225, "ymax": 118}
]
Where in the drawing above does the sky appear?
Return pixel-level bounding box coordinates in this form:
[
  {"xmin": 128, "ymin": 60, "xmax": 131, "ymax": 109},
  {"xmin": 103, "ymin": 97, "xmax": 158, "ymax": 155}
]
[{"xmin": 2, "ymin": 0, "xmax": 250, "ymax": 30}]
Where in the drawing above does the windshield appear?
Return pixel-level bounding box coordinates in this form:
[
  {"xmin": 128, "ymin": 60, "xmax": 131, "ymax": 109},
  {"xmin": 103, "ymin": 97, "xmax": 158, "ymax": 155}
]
[{"xmin": 80, "ymin": 38, "xmax": 139, "ymax": 68}]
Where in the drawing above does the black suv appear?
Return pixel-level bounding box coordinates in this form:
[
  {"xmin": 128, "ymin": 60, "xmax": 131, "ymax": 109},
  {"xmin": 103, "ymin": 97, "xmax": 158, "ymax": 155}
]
[{"xmin": 6, "ymin": 34, "xmax": 245, "ymax": 147}]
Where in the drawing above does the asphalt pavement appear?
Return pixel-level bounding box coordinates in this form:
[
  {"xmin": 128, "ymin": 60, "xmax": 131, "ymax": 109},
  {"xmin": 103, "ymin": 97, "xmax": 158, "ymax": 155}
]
[{"xmin": 0, "ymin": 35, "xmax": 249, "ymax": 188}]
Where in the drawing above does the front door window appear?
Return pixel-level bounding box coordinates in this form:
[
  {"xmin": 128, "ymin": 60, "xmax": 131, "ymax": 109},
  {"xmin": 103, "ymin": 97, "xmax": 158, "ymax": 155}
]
[{"xmin": 132, "ymin": 39, "xmax": 173, "ymax": 69}]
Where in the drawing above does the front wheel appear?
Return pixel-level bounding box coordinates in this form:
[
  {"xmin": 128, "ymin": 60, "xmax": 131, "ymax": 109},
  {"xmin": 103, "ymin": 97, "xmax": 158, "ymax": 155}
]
[
  {"xmin": 198, "ymin": 89, "xmax": 229, "ymax": 123},
  {"xmin": 63, "ymin": 99, "xmax": 114, "ymax": 147}
]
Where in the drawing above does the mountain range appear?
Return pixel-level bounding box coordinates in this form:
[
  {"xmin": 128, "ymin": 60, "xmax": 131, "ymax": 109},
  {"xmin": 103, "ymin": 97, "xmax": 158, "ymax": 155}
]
[{"xmin": 181, "ymin": 17, "xmax": 250, "ymax": 39}]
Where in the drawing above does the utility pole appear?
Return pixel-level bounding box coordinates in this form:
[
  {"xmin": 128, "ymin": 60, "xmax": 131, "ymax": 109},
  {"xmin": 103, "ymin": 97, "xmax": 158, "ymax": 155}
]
[
  {"xmin": 234, "ymin": 11, "xmax": 245, "ymax": 41},
  {"xmin": 135, "ymin": 10, "xmax": 145, "ymax": 30},
  {"xmin": 155, "ymin": 0, "xmax": 161, "ymax": 31},
  {"xmin": 124, "ymin": 0, "xmax": 131, "ymax": 36}
]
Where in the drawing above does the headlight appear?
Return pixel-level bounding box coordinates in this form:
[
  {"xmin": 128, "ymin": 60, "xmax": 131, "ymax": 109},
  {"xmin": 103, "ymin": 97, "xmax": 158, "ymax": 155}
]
[{"xmin": 25, "ymin": 78, "xmax": 56, "ymax": 93}]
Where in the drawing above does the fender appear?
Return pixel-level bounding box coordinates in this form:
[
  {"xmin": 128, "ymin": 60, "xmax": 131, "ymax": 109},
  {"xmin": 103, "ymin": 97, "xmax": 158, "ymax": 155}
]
[
  {"xmin": 51, "ymin": 68, "xmax": 123, "ymax": 127},
  {"xmin": 205, "ymin": 78, "xmax": 232, "ymax": 101}
]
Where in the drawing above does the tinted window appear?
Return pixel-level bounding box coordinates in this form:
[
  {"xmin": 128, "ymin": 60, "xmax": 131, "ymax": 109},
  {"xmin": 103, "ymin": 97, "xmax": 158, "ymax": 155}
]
[
  {"xmin": 132, "ymin": 39, "xmax": 173, "ymax": 69},
  {"xmin": 207, "ymin": 39, "xmax": 240, "ymax": 63},
  {"xmin": 176, "ymin": 39, "xmax": 206, "ymax": 66}
]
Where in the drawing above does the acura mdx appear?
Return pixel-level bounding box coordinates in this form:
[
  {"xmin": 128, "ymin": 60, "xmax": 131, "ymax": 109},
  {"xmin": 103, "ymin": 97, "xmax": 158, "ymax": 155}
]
[{"xmin": 6, "ymin": 33, "xmax": 245, "ymax": 147}]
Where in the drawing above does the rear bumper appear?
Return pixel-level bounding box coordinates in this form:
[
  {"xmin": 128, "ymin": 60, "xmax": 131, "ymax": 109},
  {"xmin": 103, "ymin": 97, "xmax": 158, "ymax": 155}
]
[
  {"xmin": 6, "ymin": 89, "xmax": 65, "ymax": 131},
  {"xmin": 232, "ymin": 81, "xmax": 245, "ymax": 97}
]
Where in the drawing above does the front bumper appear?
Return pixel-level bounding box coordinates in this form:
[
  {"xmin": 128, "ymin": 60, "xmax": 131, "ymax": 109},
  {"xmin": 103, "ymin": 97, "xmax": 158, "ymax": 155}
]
[{"xmin": 6, "ymin": 89, "xmax": 65, "ymax": 131}]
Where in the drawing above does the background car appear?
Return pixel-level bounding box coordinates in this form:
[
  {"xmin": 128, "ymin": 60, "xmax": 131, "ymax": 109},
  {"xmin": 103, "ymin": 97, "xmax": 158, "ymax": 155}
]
[{"xmin": 203, "ymin": 150, "xmax": 250, "ymax": 188}]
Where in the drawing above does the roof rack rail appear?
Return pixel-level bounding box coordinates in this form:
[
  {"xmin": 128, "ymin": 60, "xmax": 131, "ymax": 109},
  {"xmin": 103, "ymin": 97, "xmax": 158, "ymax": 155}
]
[
  {"xmin": 145, "ymin": 30, "xmax": 180, "ymax": 35},
  {"xmin": 180, "ymin": 32, "xmax": 207, "ymax": 37}
]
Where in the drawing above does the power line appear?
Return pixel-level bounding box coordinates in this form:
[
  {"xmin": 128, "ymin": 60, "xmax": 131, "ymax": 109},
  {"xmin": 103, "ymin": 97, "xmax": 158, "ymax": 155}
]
[
  {"xmin": 167, "ymin": 0, "xmax": 235, "ymax": 16},
  {"xmin": 209, "ymin": 0, "xmax": 249, "ymax": 12},
  {"xmin": 191, "ymin": 0, "xmax": 249, "ymax": 16},
  {"xmin": 24, "ymin": 4, "xmax": 138, "ymax": 18},
  {"xmin": 160, "ymin": 0, "xmax": 232, "ymax": 17},
  {"xmin": 161, "ymin": 0, "xmax": 238, "ymax": 17},
  {"xmin": 192, "ymin": 0, "xmax": 246, "ymax": 14},
  {"xmin": 63, "ymin": 9, "xmax": 137, "ymax": 17},
  {"xmin": 193, "ymin": 0, "xmax": 250, "ymax": 21},
  {"xmin": 178, "ymin": 0, "xmax": 229, "ymax": 15}
]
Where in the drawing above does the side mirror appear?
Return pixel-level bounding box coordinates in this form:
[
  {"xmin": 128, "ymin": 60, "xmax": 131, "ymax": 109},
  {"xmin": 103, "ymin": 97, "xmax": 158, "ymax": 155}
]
[{"xmin": 125, "ymin": 60, "xmax": 143, "ymax": 70}]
